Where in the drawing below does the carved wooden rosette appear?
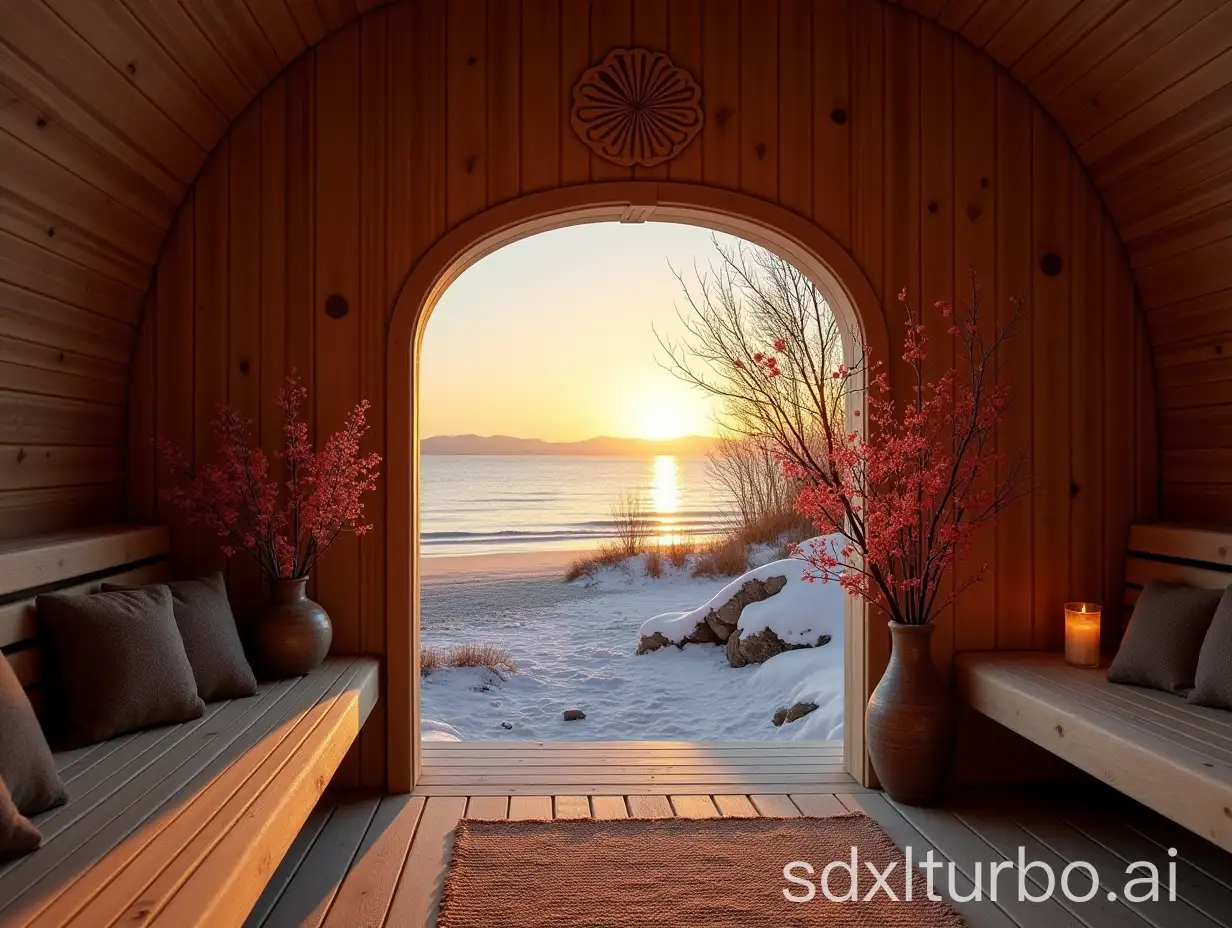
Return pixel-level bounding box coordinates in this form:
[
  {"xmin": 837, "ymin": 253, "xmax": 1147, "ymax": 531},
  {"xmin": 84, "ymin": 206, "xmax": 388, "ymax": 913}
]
[{"xmin": 571, "ymin": 48, "xmax": 704, "ymax": 168}]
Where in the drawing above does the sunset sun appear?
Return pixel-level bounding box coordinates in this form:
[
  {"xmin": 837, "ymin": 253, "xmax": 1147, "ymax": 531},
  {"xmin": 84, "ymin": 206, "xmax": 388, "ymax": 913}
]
[{"xmin": 639, "ymin": 404, "xmax": 688, "ymax": 441}]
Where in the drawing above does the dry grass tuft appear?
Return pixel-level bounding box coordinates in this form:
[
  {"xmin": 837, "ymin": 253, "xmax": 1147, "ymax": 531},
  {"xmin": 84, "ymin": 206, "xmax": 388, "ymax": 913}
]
[
  {"xmin": 731, "ymin": 508, "xmax": 811, "ymax": 549},
  {"xmin": 664, "ymin": 534, "xmax": 697, "ymax": 569},
  {"xmin": 419, "ymin": 646, "xmax": 443, "ymax": 675},
  {"xmin": 564, "ymin": 542, "xmax": 629, "ymax": 582},
  {"xmin": 611, "ymin": 488, "xmax": 653, "ymax": 558},
  {"xmin": 420, "ymin": 643, "xmax": 517, "ymax": 677},
  {"xmin": 643, "ymin": 547, "xmax": 663, "ymax": 578},
  {"xmin": 691, "ymin": 536, "xmax": 750, "ymax": 578}
]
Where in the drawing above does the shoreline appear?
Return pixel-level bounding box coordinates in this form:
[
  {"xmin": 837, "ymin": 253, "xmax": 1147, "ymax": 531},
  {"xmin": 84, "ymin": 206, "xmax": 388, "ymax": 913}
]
[{"xmin": 419, "ymin": 548, "xmax": 581, "ymax": 579}]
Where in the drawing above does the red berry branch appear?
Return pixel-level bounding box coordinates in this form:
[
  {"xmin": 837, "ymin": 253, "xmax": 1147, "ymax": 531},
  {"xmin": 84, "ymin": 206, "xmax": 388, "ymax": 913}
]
[{"xmin": 158, "ymin": 373, "xmax": 382, "ymax": 581}]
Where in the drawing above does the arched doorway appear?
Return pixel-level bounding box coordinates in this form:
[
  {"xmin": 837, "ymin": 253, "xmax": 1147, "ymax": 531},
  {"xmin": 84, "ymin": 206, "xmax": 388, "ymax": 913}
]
[{"xmin": 386, "ymin": 182, "xmax": 888, "ymax": 792}]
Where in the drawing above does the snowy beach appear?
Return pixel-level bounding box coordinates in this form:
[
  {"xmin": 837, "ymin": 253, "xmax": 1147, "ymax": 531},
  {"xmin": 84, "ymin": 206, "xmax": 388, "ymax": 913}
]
[{"xmin": 419, "ymin": 540, "xmax": 846, "ymax": 744}]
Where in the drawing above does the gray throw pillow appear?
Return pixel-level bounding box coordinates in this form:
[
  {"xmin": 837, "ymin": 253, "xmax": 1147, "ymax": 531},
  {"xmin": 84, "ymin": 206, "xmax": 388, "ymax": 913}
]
[
  {"xmin": 37, "ymin": 586, "xmax": 205, "ymax": 746},
  {"xmin": 0, "ymin": 775, "xmax": 40, "ymax": 861},
  {"xmin": 102, "ymin": 573, "xmax": 257, "ymax": 702},
  {"xmin": 1107, "ymin": 581, "xmax": 1224, "ymax": 696},
  {"xmin": 0, "ymin": 653, "xmax": 66, "ymax": 815},
  {"xmin": 1189, "ymin": 586, "xmax": 1232, "ymax": 709}
]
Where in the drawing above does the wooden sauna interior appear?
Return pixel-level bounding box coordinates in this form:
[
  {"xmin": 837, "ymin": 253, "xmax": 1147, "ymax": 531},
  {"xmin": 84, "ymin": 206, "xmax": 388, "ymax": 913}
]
[{"xmin": 1, "ymin": 0, "xmax": 1232, "ymax": 925}]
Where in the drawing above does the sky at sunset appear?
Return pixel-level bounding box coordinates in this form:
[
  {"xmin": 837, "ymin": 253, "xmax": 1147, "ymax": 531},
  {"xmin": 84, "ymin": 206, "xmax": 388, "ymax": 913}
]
[{"xmin": 419, "ymin": 222, "xmax": 741, "ymax": 443}]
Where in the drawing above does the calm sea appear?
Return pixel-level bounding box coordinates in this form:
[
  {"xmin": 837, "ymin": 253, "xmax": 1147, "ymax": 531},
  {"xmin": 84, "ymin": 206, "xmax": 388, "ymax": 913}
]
[{"xmin": 419, "ymin": 454, "xmax": 733, "ymax": 557}]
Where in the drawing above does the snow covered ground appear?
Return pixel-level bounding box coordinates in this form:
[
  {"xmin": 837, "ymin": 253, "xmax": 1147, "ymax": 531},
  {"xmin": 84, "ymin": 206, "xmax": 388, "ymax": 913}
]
[{"xmin": 419, "ymin": 536, "xmax": 847, "ymax": 743}]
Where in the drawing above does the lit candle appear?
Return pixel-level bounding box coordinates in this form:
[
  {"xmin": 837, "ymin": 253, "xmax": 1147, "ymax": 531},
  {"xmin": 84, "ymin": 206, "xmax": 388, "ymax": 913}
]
[{"xmin": 1064, "ymin": 602, "xmax": 1102, "ymax": 668}]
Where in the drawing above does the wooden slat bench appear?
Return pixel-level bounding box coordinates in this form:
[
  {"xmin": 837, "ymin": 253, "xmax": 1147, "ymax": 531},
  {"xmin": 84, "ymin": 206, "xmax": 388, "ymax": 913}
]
[
  {"xmin": 0, "ymin": 526, "xmax": 380, "ymax": 928},
  {"xmin": 956, "ymin": 523, "xmax": 1232, "ymax": 853}
]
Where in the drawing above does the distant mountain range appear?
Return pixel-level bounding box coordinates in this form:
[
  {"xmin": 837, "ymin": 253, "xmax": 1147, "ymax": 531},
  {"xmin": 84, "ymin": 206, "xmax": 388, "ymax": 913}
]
[{"xmin": 420, "ymin": 434, "xmax": 718, "ymax": 457}]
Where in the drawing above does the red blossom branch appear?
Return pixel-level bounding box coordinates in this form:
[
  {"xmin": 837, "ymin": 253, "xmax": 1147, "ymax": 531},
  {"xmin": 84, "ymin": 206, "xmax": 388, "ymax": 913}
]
[
  {"xmin": 787, "ymin": 271, "xmax": 1032, "ymax": 625},
  {"xmin": 158, "ymin": 372, "xmax": 382, "ymax": 582}
]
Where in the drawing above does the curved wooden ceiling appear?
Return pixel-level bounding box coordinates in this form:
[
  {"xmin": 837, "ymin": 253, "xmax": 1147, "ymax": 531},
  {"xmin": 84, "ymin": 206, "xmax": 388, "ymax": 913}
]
[
  {"xmin": 2, "ymin": 0, "xmax": 1228, "ymax": 349},
  {"xmin": 0, "ymin": 0, "xmax": 1229, "ymax": 524}
]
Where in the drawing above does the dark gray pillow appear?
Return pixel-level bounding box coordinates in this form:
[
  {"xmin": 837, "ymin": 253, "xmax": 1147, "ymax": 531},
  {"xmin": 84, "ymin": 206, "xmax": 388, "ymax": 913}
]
[
  {"xmin": 0, "ymin": 652, "xmax": 65, "ymax": 815},
  {"xmin": 0, "ymin": 775, "xmax": 40, "ymax": 861},
  {"xmin": 1107, "ymin": 581, "xmax": 1224, "ymax": 696},
  {"xmin": 102, "ymin": 573, "xmax": 256, "ymax": 702},
  {"xmin": 1190, "ymin": 587, "xmax": 1232, "ymax": 709},
  {"xmin": 37, "ymin": 586, "xmax": 205, "ymax": 746}
]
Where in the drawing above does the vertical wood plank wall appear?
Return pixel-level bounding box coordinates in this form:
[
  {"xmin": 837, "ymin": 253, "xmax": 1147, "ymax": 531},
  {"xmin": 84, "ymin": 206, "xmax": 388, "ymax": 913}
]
[{"xmin": 126, "ymin": 0, "xmax": 1158, "ymax": 789}]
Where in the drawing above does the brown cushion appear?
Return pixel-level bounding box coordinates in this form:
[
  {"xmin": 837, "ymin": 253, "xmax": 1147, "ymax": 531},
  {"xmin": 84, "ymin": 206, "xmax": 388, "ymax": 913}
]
[
  {"xmin": 1107, "ymin": 581, "xmax": 1224, "ymax": 696},
  {"xmin": 1189, "ymin": 587, "xmax": 1232, "ymax": 709},
  {"xmin": 36, "ymin": 586, "xmax": 205, "ymax": 746},
  {"xmin": 0, "ymin": 775, "xmax": 40, "ymax": 861},
  {"xmin": 0, "ymin": 653, "xmax": 65, "ymax": 815},
  {"xmin": 102, "ymin": 573, "xmax": 257, "ymax": 702}
]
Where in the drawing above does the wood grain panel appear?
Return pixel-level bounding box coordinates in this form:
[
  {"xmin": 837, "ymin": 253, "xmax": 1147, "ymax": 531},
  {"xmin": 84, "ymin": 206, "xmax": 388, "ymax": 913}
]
[
  {"xmin": 125, "ymin": 0, "xmax": 1157, "ymax": 791},
  {"xmin": 889, "ymin": 0, "xmax": 1232, "ymax": 525},
  {"xmin": 0, "ymin": 0, "xmax": 1220, "ymax": 543}
]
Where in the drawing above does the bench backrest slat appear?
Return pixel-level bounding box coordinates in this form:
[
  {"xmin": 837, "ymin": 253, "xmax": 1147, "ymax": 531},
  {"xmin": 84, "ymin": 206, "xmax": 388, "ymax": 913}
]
[
  {"xmin": 0, "ymin": 526, "xmax": 170, "ymax": 697},
  {"xmin": 1127, "ymin": 524, "xmax": 1232, "ymax": 603}
]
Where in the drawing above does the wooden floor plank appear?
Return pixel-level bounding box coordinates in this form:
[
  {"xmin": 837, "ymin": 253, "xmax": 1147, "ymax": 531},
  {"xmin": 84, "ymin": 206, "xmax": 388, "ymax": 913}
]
[
  {"xmin": 383, "ymin": 797, "xmax": 466, "ymax": 928},
  {"xmin": 415, "ymin": 772, "xmax": 858, "ymax": 787},
  {"xmin": 750, "ymin": 795, "xmax": 801, "ymax": 818},
  {"xmin": 263, "ymin": 794, "xmax": 381, "ymax": 928},
  {"xmin": 553, "ymin": 796, "xmax": 590, "ymax": 819},
  {"xmin": 590, "ymin": 796, "xmax": 628, "ymax": 819},
  {"xmin": 669, "ymin": 795, "xmax": 720, "ymax": 818},
  {"xmin": 506, "ymin": 796, "xmax": 552, "ymax": 820},
  {"xmin": 245, "ymin": 803, "xmax": 333, "ymax": 928},
  {"xmin": 265, "ymin": 784, "xmax": 1232, "ymax": 928},
  {"xmin": 1000, "ymin": 801, "xmax": 1222, "ymax": 928},
  {"xmin": 1106, "ymin": 792, "xmax": 1232, "ymax": 894},
  {"xmin": 951, "ymin": 803, "xmax": 1157, "ymax": 928},
  {"xmin": 320, "ymin": 795, "xmax": 426, "ymax": 928},
  {"xmin": 418, "ymin": 763, "xmax": 848, "ymax": 777},
  {"xmin": 838, "ymin": 793, "xmax": 1020, "ymax": 928},
  {"xmin": 464, "ymin": 797, "xmax": 508, "ymax": 820},
  {"xmin": 890, "ymin": 799, "xmax": 1077, "ymax": 928},
  {"xmin": 789, "ymin": 794, "xmax": 849, "ymax": 817},
  {"xmin": 625, "ymin": 796, "xmax": 673, "ymax": 819},
  {"xmin": 713, "ymin": 795, "xmax": 759, "ymax": 818},
  {"xmin": 1050, "ymin": 802, "xmax": 1232, "ymax": 926},
  {"xmin": 412, "ymin": 781, "xmax": 871, "ymax": 796}
]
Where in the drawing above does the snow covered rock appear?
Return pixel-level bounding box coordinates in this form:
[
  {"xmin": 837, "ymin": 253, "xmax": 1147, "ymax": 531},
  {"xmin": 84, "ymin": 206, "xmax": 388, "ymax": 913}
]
[
  {"xmin": 772, "ymin": 700, "xmax": 819, "ymax": 726},
  {"xmin": 703, "ymin": 574, "xmax": 788, "ymax": 641},
  {"xmin": 636, "ymin": 572, "xmax": 787, "ymax": 653},
  {"xmin": 421, "ymin": 719, "xmax": 463, "ymax": 742},
  {"xmin": 727, "ymin": 627, "xmax": 830, "ymax": 668},
  {"xmin": 636, "ymin": 613, "xmax": 719, "ymax": 653}
]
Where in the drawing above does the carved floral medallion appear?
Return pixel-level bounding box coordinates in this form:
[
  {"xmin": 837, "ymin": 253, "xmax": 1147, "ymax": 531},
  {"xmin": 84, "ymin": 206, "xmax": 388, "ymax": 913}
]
[{"xmin": 571, "ymin": 48, "xmax": 704, "ymax": 168}]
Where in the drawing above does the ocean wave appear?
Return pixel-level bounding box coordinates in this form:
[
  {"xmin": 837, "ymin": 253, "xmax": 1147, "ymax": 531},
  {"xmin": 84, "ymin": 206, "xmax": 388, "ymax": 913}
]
[{"xmin": 421, "ymin": 524, "xmax": 727, "ymax": 546}]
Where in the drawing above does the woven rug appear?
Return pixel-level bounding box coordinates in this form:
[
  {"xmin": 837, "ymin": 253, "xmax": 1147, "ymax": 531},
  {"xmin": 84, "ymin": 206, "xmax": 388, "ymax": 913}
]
[{"xmin": 437, "ymin": 813, "xmax": 966, "ymax": 927}]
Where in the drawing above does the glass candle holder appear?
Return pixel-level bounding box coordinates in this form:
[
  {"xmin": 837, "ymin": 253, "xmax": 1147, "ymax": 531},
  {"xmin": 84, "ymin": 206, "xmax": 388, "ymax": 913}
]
[{"xmin": 1064, "ymin": 602, "xmax": 1102, "ymax": 668}]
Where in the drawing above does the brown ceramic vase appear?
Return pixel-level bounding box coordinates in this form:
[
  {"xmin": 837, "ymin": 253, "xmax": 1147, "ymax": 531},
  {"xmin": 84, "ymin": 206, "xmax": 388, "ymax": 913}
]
[
  {"xmin": 253, "ymin": 577, "xmax": 332, "ymax": 678},
  {"xmin": 865, "ymin": 622, "xmax": 955, "ymax": 805}
]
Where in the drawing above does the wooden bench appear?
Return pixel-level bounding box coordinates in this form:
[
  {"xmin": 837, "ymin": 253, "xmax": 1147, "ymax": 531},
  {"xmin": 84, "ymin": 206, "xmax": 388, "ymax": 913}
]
[
  {"xmin": 956, "ymin": 523, "xmax": 1232, "ymax": 853},
  {"xmin": 0, "ymin": 526, "xmax": 379, "ymax": 928}
]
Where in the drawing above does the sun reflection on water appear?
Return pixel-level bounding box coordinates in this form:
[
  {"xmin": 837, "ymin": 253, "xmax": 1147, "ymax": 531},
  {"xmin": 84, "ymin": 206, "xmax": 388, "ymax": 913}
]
[{"xmin": 650, "ymin": 455, "xmax": 686, "ymax": 545}]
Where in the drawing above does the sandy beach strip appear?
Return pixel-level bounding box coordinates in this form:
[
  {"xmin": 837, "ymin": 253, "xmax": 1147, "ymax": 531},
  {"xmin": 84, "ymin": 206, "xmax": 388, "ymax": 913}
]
[{"xmin": 419, "ymin": 547, "xmax": 581, "ymax": 580}]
